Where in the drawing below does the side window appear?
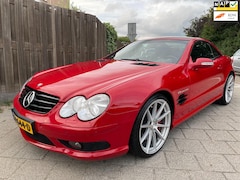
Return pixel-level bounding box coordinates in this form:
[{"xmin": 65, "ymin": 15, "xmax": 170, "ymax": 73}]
[
  {"xmin": 191, "ymin": 41, "xmax": 202, "ymax": 62},
  {"xmin": 191, "ymin": 41, "xmax": 221, "ymax": 62},
  {"xmin": 209, "ymin": 43, "xmax": 221, "ymax": 59}
]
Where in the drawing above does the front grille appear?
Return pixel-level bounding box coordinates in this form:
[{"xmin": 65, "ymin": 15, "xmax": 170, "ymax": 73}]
[{"xmin": 19, "ymin": 86, "xmax": 59, "ymax": 114}]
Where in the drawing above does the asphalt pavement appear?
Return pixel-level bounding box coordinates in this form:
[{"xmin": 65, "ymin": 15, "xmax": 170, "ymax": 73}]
[{"xmin": 0, "ymin": 75, "xmax": 240, "ymax": 180}]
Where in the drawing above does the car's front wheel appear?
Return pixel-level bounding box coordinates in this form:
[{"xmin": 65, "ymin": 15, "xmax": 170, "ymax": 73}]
[
  {"xmin": 217, "ymin": 73, "xmax": 235, "ymax": 105},
  {"xmin": 129, "ymin": 94, "xmax": 172, "ymax": 157}
]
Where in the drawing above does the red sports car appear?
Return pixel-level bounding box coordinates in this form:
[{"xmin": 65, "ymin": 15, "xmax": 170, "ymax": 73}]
[{"xmin": 12, "ymin": 37, "xmax": 235, "ymax": 160}]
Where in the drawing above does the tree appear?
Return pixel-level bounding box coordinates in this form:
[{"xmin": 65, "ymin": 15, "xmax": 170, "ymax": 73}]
[
  {"xmin": 104, "ymin": 23, "xmax": 118, "ymax": 54},
  {"xmin": 118, "ymin": 36, "xmax": 131, "ymax": 45},
  {"xmin": 184, "ymin": 9, "xmax": 212, "ymax": 37},
  {"xmin": 184, "ymin": 16, "xmax": 209, "ymax": 37},
  {"xmin": 184, "ymin": 8, "xmax": 240, "ymax": 55},
  {"xmin": 116, "ymin": 36, "xmax": 131, "ymax": 48},
  {"xmin": 70, "ymin": 1, "xmax": 84, "ymax": 12}
]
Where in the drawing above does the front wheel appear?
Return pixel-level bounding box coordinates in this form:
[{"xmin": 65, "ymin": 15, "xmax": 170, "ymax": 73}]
[
  {"xmin": 217, "ymin": 73, "xmax": 235, "ymax": 105},
  {"xmin": 129, "ymin": 95, "xmax": 172, "ymax": 158}
]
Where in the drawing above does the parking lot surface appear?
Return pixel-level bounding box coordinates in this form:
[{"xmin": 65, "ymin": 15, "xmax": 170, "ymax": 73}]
[{"xmin": 0, "ymin": 75, "xmax": 240, "ymax": 180}]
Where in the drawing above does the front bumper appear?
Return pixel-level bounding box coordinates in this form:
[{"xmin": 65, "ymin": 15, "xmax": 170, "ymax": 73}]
[
  {"xmin": 11, "ymin": 105, "xmax": 132, "ymax": 160},
  {"xmin": 19, "ymin": 127, "xmax": 128, "ymax": 160}
]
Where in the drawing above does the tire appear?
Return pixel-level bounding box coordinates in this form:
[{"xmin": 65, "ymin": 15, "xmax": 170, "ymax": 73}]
[
  {"xmin": 217, "ymin": 73, "xmax": 235, "ymax": 105},
  {"xmin": 129, "ymin": 94, "xmax": 172, "ymax": 158}
]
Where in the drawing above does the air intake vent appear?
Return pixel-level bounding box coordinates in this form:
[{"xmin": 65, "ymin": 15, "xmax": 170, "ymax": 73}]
[
  {"xmin": 133, "ymin": 62, "xmax": 158, "ymax": 66},
  {"xmin": 19, "ymin": 86, "xmax": 59, "ymax": 114}
]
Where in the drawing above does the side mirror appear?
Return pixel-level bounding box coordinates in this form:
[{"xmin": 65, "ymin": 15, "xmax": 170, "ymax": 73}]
[{"xmin": 191, "ymin": 58, "xmax": 214, "ymax": 70}]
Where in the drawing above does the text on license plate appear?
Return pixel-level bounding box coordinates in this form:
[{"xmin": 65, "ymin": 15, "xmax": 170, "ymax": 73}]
[{"xmin": 14, "ymin": 115, "xmax": 34, "ymax": 135}]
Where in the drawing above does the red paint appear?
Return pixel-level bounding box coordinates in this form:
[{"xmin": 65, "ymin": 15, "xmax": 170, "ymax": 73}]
[{"xmin": 12, "ymin": 37, "xmax": 234, "ymax": 160}]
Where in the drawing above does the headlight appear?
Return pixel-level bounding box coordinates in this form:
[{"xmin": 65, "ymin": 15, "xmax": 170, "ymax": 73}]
[{"xmin": 59, "ymin": 94, "xmax": 110, "ymax": 121}]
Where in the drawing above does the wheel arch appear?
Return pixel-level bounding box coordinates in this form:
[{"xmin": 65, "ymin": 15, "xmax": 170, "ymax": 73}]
[
  {"xmin": 216, "ymin": 71, "xmax": 235, "ymax": 105},
  {"xmin": 149, "ymin": 90, "xmax": 175, "ymax": 120},
  {"xmin": 129, "ymin": 89, "xmax": 174, "ymax": 157},
  {"xmin": 230, "ymin": 71, "xmax": 235, "ymax": 78}
]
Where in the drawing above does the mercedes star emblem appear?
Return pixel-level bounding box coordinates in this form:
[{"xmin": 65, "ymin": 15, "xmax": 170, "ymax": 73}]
[{"xmin": 22, "ymin": 91, "xmax": 36, "ymax": 108}]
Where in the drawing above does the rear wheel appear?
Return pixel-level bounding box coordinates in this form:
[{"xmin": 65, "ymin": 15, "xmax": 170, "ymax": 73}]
[
  {"xmin": 217, "ymin": 74, "xmax": 235, "ymax": 105},
  {"xmin": 129, "ymin": 95, "xmax": 172, "ymax": 157}
]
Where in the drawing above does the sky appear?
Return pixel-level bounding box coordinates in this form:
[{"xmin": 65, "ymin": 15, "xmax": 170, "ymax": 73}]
[{"xmin": 70, "ymin": 0, "xmax": 213, "ymax": 39}]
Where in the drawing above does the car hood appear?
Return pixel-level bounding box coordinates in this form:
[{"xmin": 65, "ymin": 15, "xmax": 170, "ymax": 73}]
[{"xmin": 27, "ymin": 60, "xmax": 172, "ymax": 101}]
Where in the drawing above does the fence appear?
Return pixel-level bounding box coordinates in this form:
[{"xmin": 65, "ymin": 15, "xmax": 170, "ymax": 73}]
[{"xmin": 0, "ymin": 0, "xmax": 107, "ymax": 99}]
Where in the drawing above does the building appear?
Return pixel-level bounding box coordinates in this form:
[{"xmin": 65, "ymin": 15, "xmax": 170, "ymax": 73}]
[{"xmin": 35, "ymin": 0, "xmax": 70, "ymax": 9}]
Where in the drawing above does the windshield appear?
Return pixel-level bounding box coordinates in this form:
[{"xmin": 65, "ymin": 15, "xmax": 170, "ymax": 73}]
[{"xmin": 113, "ymin": 39, "xmax": 189, "ymax": 64}]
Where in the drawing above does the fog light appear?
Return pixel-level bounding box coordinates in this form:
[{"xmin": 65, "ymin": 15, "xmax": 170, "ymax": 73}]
[
  {"xmin": 59, "ymin": 140, "xmax": 110, "ymax": 151},
  {"xmin": 69, "ymin": 141, "xmax": 82, "ymax": 150}
]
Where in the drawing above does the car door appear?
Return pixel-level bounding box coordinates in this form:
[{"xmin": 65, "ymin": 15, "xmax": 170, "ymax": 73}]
[{"xmin": 187, "ymin": 40, "xmax": 224, "ymax": 112}]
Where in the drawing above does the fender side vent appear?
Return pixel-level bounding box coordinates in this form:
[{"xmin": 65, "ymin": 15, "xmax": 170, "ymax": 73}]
[{"xmin": 178, "ymin": 94, "xmax": 187, "ymax": 105}]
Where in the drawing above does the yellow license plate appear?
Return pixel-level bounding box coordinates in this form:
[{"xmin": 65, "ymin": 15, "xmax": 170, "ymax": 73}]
[{"xmin": 13, "ymin": 114, "xmax": 34, "ymax": 135}]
